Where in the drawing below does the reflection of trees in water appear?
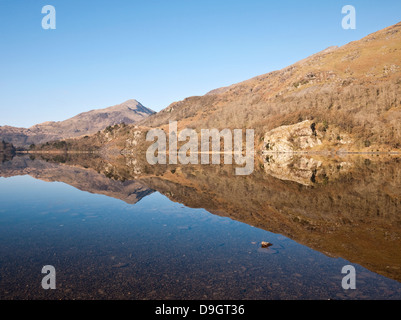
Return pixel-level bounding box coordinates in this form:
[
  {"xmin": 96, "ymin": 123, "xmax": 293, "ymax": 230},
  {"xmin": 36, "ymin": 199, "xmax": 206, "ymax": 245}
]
[
  {"xmin": 0, "ymin": 140, "xmax": 16, "ymax": 163},
  {"xmin": 1, "ymin": 153, "xmax": 401, "ymax": 283},
  {"xmin": 136, "ymin": 154, "xmax": 401, "ymax": 283}
]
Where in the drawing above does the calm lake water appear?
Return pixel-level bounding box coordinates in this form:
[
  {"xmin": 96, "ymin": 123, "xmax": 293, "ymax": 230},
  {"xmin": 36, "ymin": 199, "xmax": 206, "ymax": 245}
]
[{"xmin": 1, "ymin": 154, "xmax": 401, "ymax": 299}]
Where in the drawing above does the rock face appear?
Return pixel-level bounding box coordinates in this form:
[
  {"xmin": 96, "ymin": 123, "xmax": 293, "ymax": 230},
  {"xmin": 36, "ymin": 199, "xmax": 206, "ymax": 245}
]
[
  {"xmin": 0, "ymin": 99, "xmax": 155, "ymax": 148},
  {"xmin": 262, "ymin": 120, "xmax": 322, "ymax": 152}
]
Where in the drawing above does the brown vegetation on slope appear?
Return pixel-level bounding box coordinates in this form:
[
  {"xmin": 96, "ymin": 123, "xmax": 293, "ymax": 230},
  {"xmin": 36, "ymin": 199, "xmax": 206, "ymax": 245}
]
[{"xmin": 140, "ymin": 22, "xmax": 401, "ymax": 151}]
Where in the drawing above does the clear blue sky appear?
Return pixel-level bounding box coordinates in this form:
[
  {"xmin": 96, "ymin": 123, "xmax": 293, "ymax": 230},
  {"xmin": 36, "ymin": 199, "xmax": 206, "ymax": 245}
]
[{"xmin": 1, "ymin": 0, "xmax": 400, "ymax": 127}]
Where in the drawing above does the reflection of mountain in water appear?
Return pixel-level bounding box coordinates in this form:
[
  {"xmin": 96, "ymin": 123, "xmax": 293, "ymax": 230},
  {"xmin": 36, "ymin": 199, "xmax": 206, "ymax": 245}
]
[
  {"xmin": 135, "ymin": 154, "xmax": 401, "ymax": 283},
  {"xmin": 0, "ymin": 155, "xmax": 153, "ymax": 204},
  {"xmin": 1, "ymin": 153, "xmax": 401, "ymax": 284},
  {"xmin": 0, "ymin": 141, "xmax": 16, "ymax": 163}
]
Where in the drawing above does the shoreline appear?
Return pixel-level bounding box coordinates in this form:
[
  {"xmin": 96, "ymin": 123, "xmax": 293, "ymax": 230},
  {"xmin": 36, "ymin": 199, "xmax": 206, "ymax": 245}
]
[{"xmin": 17, "ymin": 150, "xmax": 401, "ymax": 155}]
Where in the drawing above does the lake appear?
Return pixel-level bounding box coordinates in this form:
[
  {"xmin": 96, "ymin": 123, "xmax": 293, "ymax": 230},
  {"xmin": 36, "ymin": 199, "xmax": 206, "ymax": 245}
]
[{"xmin": 1, "ymin": 153, "xmax": 401, "ymax": 299}]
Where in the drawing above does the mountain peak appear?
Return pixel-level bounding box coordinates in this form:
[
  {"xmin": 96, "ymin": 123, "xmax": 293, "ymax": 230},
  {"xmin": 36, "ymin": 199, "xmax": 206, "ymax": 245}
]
[
  {"xmin": 87, "ymin": 99, "xmax": 155, "ymax": 116},
  {"xmin": 122, "ymin": 99, "xmax": 141, "ymax": 106}
]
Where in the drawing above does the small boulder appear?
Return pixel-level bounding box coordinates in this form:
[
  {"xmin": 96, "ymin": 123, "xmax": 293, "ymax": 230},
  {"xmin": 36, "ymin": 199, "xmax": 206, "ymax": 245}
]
[{"xmin": 261, "ymin": 241, "xmax": 272, "ymax": 248}]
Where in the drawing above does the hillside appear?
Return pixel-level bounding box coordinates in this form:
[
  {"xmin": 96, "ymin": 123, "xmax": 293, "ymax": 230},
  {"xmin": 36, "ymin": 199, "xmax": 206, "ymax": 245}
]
[
  {"xmin": 0, "ymin": 99, "xmax": 154, "ymax": 148},
  {"xmin": 137, "ymin": 22, "xmax": 401, "ymax": 152},
  {"xmin": 24, "ymin": 22, "xmax": 401, "ymax": 156}
]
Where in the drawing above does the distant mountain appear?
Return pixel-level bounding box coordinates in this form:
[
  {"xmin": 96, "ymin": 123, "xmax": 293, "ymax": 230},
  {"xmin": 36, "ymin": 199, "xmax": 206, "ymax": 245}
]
[
  {"xmin": 0, "ymin": 99, "xmax": 155, "ymax": 147},
  {"xmin": 138, "ymin": 21, "xmax": 401, "ymax": 152}
]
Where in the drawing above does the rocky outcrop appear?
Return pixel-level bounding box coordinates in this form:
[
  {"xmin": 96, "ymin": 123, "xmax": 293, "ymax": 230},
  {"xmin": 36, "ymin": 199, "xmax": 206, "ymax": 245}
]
[
  {"xmin": 261, "ymin": 119, "xmax": 355, "ymax": 153},
  {"xmin": 262, "ymin": 120, "xmax": 322, "ymax": 152}
]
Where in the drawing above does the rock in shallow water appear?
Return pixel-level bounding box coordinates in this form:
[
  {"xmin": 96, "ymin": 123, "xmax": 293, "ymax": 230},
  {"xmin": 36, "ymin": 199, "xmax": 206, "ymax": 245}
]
[{"xmin": 261, "ymin": 241, "xmax": 272, "ymax": 248}]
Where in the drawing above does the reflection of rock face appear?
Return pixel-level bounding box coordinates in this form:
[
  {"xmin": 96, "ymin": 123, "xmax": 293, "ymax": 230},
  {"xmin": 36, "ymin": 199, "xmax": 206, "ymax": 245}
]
[
  {"xmin": 2, "ymin": 153, "xmax": 401, "ymax": 284},
  {"xmin": 132, "ymin": 156, "xmax": 401, "ymax": 283},
  {"xmin": 263, "ymin": 153, "xmax": 322, "ymax": 185},
  {"xmin": 0, "ymin": 153, "xmax": 14, "ymax": 163},
  {"xmin": 0, "ymin": 155, "xmax": 153, "ymax": 204},
  {"xmin": 125, "ymin": 156, "xmax": 142, "ymax": 176},
  {"xmin": 262, "ymin": 154, "xmax": 353, "ymax": 186},
  {"xmin": 0, "ymin": 141, "xmax": 16, "ymax": 162},
  {"xmin": 0, "ymin": 141, "xmax": 16, "ymax": 163}
]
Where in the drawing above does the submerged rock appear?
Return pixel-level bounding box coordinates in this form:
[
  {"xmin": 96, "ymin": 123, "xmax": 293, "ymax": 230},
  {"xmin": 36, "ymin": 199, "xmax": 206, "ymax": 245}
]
[
  {"xmin": 261, "ymin": 241, "xmax": 272, "ymax": 248},
  {"xmin": 111, "ymin": 262, "xmax": 129, "ymax": 269}
]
